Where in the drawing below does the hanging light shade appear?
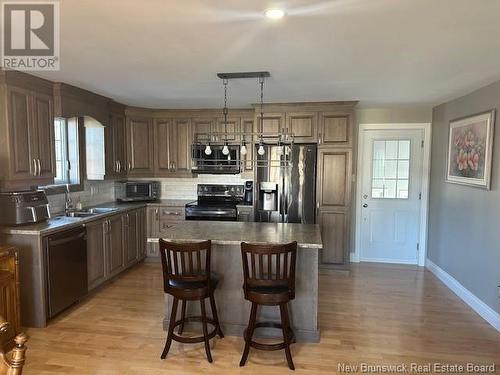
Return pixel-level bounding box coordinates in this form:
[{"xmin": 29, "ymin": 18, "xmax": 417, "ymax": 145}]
[
  {"xmin": 240, "ymin": 142, "xmax": 247, "ymax": 156},
  {"xmin": 222, "ymin": 142, "xmax": 229, "ymax": 155}
]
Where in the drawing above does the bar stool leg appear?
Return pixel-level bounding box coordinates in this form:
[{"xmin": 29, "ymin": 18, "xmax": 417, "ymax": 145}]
[
  {"xmin": 239, "ymin": 302, "xmax": 258, "ymax": 367},
  {"xmin": 279, "ymin": 303, "xmax": 295, "ymax": 370},
  {"xmin": 161, "ymin": 297, "xmax": 179, "ymax": 360},
  {"xmin": 200, "ymin": 298, "xmax": 213, "ymax": 363},
  {"xmin": 209, "ymin": 293, "xmax": 224, "ymax": 338},
  {"xmin": 178, "ymin": 300, "xmax": 187, "ymax": 334}
]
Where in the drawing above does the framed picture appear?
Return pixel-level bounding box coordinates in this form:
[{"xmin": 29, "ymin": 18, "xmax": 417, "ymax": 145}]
[{"xmin": 446, "ymin": 109, "xmax": 496, "ymax": 189}]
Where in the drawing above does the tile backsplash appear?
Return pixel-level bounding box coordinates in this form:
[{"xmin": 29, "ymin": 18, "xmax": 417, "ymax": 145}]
[
  {"xmin": 47, "ymin": 175, "xmax": 252, "ymax": 214},
  {"xmin": 135, "ymin": 175, "xmax": 251, "ymax": 200},
  {"xmin": 47, "ymin": 180, "xmax": 115, "ymax": 214}
]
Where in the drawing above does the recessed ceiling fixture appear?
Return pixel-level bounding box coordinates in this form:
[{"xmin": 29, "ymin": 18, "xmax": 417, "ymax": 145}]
[{"xmin": 265, "ymin": 8, "xmax": 285, "ymax": 19}]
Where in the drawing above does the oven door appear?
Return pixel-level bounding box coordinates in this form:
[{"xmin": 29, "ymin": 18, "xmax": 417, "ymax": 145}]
[{"xmin": 191, "ymin": 145, "xmax": 240, "ymax": 174}]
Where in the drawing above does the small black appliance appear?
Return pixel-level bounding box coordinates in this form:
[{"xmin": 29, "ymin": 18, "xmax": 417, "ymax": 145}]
[{"xmin": 243, "ymin": 181, "xmax": 253, "ymax": 205}]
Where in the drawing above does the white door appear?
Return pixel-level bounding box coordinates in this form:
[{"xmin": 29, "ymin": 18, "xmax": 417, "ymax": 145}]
[{"xmin": 360, "ymin": 129, "xmax": 424, "ymax": 264}]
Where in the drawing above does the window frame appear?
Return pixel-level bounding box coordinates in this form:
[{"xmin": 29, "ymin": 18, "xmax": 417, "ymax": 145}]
[{"xmin": 41, "ymin": 117, "xmax": 86, "ymax": 195}]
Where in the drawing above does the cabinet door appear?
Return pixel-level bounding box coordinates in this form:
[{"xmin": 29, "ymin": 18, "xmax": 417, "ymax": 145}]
[
  {"xmin": 286, "ymin": 112, "xmax": 318, "ymax": 142},
  {"xmin": 105, "ymin": 116, "xmax": 116, "ymax": 178},
  {"xmin": 154, "ymin": 119, "xmax": 172, "ymax": 175},
  {"xmin": 318, "ymin": 210, "xmax": 349, "ymax": 264},
  {"xmin": 86, "ymin": 219, "xmax": 106, "ymax": 290},
  {"xmin": 170, "ymin": 119, "xmax": 191, "ymax": 174},
  {"xmin": 147, "ymin": 242, "xmax": 160, "ymax": 258},
  {"xmin": 113, "ymin": 114, "xmax": 127, "ymax": 177},
  {"xmin": 147, "ymin": 206, "xmax": 159, "ymax": 238},
  {"xmin": 7, "ymin": 87, "xmax": 34, "ymax": 179},
  {"xmin": 137, "ymin": 208, "xmax": 147, "ymax": 259},
  {"xmin": 32, "ymin": 93, "xmax": 55, "ymax": 179},
  {"xmin": 126, "ymin": 117, "xmax": 154, "ymax": 176},
  {"xmin": 256, "ymin": 113, "xmax": 285, "ymax": 134},
  {"xmin": 216, "ymin": 117, "xmax": 240, "ymax": 141},
  {"xmin": 319, "ymin": 112, "xmax": 353, "ymax": 146},
  {"xmin": 192, "ymin": 118, "xmax": 215, "ymax": 143},
  {"xmin": 317, "ymin": 149, "xmax": 352, "ymax": 209},
  {"xmin": 108, "ymin": 215, "xmax": 124, "ymax": 276},
  {"xmin": 125, "ymin": 211, "xmax": 138, "ymax": 265}
]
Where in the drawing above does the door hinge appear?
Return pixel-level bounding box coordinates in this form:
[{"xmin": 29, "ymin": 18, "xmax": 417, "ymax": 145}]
[
  {"xmin": 419, "ymin": 192, "xmax": 422, "ymax": 200},
  {"xmin": 417, "ymin": 243, "xmax": 420, "ymax": 251},
  {"xmin": 421, "ymin": 140, "xmax": 424, "ymax": 148}
]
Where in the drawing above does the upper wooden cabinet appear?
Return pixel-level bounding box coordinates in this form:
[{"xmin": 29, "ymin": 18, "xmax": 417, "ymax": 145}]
[
  {"xmin": 318, "ymin": 112, "xmax": 353, "ymax": 146},
  {"xmin": 216, "ymin": 117, "xmax": 240, "ymax": 141},
  {"xmin": 126, "ymin": 116, "xmax": 154, "ymax": 177},
  {"xmin": 317, "ymin": 148, "xmax": 352, "ymax": 208},
  {"xmin": 286, "ymin": 112, "xmax": 318, "ymax": 142},
  {"xmin": 192, "ymin": 118, "xmax": 216, "ymax": 142},
  {"xmin": 255, "ymin": 113, "xmax": 285, "ymax": 134},
  {"xmin": 0, "ymin": 71, "xmax": 56, "ymax": 189},
  {"xmin": 154, "ymin": 118, "xmax": 192, "ymax": 176},
  {"xmin": 106, "ymin": 103, "xmax": 127, "ymax": 179}
]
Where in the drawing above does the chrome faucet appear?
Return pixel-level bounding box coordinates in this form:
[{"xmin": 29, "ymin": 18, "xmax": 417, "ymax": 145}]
[{"xmin": 64, "ymin": 184, "xmax": 73, "ymax": 212}]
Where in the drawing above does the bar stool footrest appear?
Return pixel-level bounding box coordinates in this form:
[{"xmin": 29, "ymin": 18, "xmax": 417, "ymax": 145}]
[
  {"xmin": 171, "ymin": 316, "xmax": 218, "ymax": 344},
  {"xmin": 244, "ymin": 321, "xmax": 295, "ymax": 351}
]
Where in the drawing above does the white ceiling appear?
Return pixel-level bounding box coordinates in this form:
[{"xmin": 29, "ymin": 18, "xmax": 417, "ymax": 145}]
[{"xmin": 33, "ymin": 0, "xmax": 500, "ymax": 109}]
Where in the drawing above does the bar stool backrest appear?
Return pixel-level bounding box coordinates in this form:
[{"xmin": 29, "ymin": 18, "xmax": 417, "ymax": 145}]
[
  {"xmin": 241, "ymin": 241, "xmax": 297, "ymax": 294},
  {"xmin": 159, "ymin": 239, "xmax": 211, "ymax": 291}
]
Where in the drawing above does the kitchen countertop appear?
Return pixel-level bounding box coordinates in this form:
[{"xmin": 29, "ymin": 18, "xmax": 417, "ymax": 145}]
[
  {"xmin": 152, "ymin": 221, "xmax": 323, "ymax": 248},
  {"xmin": 0, "ymin": 199, "xmax": 192, "ymax": 237}
]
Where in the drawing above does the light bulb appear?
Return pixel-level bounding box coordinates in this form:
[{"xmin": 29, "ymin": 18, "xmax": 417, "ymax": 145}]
[
  {"xmin": 204, "ymin": 144, "xmax": 212, "ymax": 155},
  {"xmin": 258, "ymin": 145, "xmax": 265, "ymax": 156},
  {"xmin": 222, "ymin": 144, "xmax": 229, "ymax": 155},
  {"xmin": 240, "ymin": 144, "xmax": 247, "ymax": 156}
]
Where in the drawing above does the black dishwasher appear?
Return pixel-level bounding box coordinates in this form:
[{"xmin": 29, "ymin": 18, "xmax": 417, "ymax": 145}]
[{"xmin": 46, "ymin": 226, "xmax": 88, "ymax": 319}]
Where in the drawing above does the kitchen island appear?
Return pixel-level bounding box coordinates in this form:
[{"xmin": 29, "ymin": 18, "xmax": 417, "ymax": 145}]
[{"xmin": 156, "ymin": 221, "xmax": 322, "ymax": 342}]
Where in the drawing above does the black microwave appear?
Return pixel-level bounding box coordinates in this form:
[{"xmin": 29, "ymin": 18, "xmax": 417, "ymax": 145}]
[
  {"xmin": 115, "ymin": 181, "xmax": 160, "ymax": 202},
  {"xmin": 191, "ymin": 144, "xmax": 240, "ymax": 174}
]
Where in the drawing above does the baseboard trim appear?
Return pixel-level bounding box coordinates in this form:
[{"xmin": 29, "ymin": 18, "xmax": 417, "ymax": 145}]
[
  {"xmin": 426, "ymin": 258, "xmax": 500, "ymax": 332},
  {"xmin": 359, "ymin": 257, "xmax": 418, "ymax": 265}
]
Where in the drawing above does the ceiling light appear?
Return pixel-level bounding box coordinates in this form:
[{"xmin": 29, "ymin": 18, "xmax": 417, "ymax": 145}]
[{"xmin": 265, "ymin": 8, "xmax": 285, "ymax": 19}]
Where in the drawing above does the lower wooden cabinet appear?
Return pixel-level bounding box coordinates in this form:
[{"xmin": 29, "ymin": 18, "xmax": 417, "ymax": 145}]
[
  {"xmin": 317, "ymin": 210, "xmax": 350, "ymax": 264},
  {"xmin": 86, "ymin": 208, "xmax": 147, "ymax": 291},
  {"xmin": 146, "ymin": 205, "xmax": 185, "ymax": 258},
  {"xmin": 237, "ymin": 205, "xmax": 254, "ymax": 222},
  {"xmin": 0, "ymin": 248, "xmax": 20, "ymax": 334}
]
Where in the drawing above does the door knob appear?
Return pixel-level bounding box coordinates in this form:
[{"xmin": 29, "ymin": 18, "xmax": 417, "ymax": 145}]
[{"xmin": 363, "ymin": 204, "xmax": 368, "ymax": 208}]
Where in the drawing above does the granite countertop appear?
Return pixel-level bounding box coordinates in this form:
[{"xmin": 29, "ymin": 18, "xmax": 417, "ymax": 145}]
[
  {"xmin": 0, "ymin": 199, "xmax": 193, "ymax": 236},
  {"xmin": 151, "ymin": 221, "xmax": 323, "ymax": 249}
]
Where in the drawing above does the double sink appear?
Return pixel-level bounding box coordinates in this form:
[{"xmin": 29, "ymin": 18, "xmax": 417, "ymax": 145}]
[{"xmin": 64, "ymin": 207, "xmax": 119, "ymax": 218}]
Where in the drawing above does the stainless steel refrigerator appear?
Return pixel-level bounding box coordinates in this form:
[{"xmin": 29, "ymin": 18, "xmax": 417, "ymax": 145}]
[{"xmin": 255, "ymin": 144, "xmax": 317, "ymax": 224}]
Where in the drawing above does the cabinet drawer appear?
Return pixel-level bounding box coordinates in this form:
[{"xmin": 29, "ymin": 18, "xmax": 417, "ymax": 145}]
[
  {"xmin": 158, "ymin": 221, "xmax": 179, "ymax": 236},
  {"xmin": 159, "ymin": 207, "xmax": 185, "ymax": 221}
]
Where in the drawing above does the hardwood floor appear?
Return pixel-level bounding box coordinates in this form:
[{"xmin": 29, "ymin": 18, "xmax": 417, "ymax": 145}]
[{"xmin": 23, "ymin": 262, "xmax": 500, "ymax": 374}]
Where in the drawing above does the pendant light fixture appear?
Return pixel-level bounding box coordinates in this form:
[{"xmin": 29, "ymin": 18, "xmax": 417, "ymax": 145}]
[
  {"xmin": 257, "ymin": 76, "xmax": 266, "ymax": 156},
  {"xmin": 221, "ymin": 78, "xmax": 230, "ymax": 156}
]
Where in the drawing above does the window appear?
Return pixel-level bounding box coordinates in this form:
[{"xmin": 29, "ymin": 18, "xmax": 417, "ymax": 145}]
[
  {"xmin": 53, "ymin": 117, "xmax": 81, "ymax": 185},
  {"xmin": 84, "ymin": 116, "xmax": 106, "ymax": 180},
  {"xmin": 371, "ymin": 140, "xmax": 410, "ymax": 199}
]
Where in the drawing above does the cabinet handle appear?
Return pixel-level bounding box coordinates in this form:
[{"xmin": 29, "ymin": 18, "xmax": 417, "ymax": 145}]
[
  {"xmin": 31, "ymin": 159, "xmax": 36, "ymax": 176},
  {"xmin": 36, "ymin": 159, "xmax": 41, "ymax": 176},
  {"xmin": 155, "ymin": 208, "xmax": 159, "ymax": 220},
  {"xmin": 163, "ymin": 211, "xmax": 181, "ymax": 216},
  {"xmin": 316, "ymin": 201, "xmax": 320, "ymax": 210},
  {"xmin": 318, "ymin": 133, "xmax": 322, "ymax": 145},
  {"xmin": 128, "ymin": 162, "xmax": 131, "ymax": 171}
]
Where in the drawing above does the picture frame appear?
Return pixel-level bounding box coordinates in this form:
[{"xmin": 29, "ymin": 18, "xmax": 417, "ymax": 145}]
[{"xmin": 446, "ymin": 109, "xmax": 496, "ymax": 189}]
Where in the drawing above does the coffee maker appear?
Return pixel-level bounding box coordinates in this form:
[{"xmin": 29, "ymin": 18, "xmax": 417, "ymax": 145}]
[{"xmin": 243, "ymin": 181, "xmax": 253, "ymax": 205}]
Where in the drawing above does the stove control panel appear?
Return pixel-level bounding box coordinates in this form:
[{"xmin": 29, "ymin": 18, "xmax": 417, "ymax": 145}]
[{"xmin": 197, "ymin": 184, "xmax": 244, "ymax": 198}]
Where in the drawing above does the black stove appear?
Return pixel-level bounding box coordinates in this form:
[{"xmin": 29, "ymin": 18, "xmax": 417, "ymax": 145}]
[{"xmin": 185, "ymin": 184, "xmax": 245, "ymax": 221}]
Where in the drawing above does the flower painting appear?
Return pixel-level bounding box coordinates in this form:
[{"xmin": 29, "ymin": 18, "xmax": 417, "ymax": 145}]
[{"xmin": 447, "ymin": 110, "xmax": 495, "ymax": 189}]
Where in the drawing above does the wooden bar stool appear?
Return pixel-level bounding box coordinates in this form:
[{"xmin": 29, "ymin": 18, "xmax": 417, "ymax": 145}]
[
  {"xmin": 239, "ymin": 241, "xmax": 297, "ymax": 370},
  {"xmin": 159, "ymin": 239, "xmax": 223, "ymax": 363}
]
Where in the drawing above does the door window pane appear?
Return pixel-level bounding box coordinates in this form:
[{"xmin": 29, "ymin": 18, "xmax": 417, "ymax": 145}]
[{"xmin": 371, "ymin": 139, "xmax": 411, "ymax": 199}]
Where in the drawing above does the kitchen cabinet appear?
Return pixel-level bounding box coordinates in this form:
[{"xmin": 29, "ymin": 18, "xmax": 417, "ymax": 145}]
[
  {"xmin": 106, "ymin": 111, "xmax": 127, "ymax": 178},
  {"xmin": 286, "ymin": 111, "xmax": 318, "ymax": 142},
  {"xmin": 0, "ymin": 83, "xmax": 55, "ymax": 188},
  {"xmin": 107, "ymin": 214, "xmax": 125, "ymax": 277},
  {"xmin": 316, "ymin": 148, "xmax": 353, "ymax": 268},
  {"xmin": 154, "ymin": 118, "xmax": 191, "ymax": 176},
  {"xmin": 158, "ymin": 206, "xmax": 185, "ymax": 236},
  {"xmin": 0, "ymin": 248, "xmax": 20, "ymax": 335},
  {"xmin": 146, "ymin": 205, "xmax": 185, "ymax": 258},
  {"xmin": 137, "ymin": 208, "xmax": 147, "ymax": 259},
  {"xmin": 124, "ymin": 210, "xmax": 138, "ymax": 265},
  {"xmin": 147, "ymin": 206, "xmax": 160, "ymax": 238},
  {"xmin": 126, "ymin": 116, "xmax": 154, "ymax": 177},
  {"xmin": 255, "ymin": 112, "xmax": 285, "ymax": 135},
  {"xmin": 318, "ymin": 112, "xmax": 353, "ymax": 146},
  {"xmin": 192, "ymin": 118, "xmax": 216, "ymax": 142},
  {"xmin": 216, "ymin": 117, "xmax": 240, "ymax": 141},
  {"xmin": 86, "ymin": 220, "xmax": 106, "ymax": 291}
]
